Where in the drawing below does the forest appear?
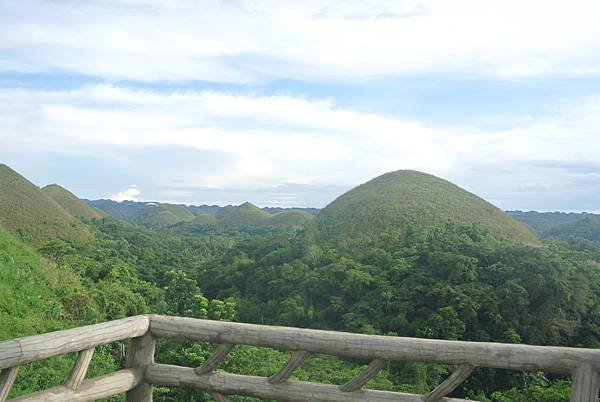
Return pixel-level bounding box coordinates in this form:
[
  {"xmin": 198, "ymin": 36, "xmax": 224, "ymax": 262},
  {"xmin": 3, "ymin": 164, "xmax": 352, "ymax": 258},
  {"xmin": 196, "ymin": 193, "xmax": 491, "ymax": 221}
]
[{"xmin": 1, "ymin": 167, "xmax": 600, "ymax": 401}]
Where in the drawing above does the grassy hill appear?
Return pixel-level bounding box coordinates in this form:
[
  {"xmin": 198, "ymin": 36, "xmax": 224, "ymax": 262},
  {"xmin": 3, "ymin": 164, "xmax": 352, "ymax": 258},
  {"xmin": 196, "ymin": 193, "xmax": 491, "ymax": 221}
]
[
  {"xmin": 218, "ymin": 202, "xmax": 272, "ymax": 231},
  {"xmin": 0, "ymin": 165, "xmax": 92, "ymax": 246},
  {"xmin": 158, "ymin": 203, "xmax": 194, "ymax": 222},
  {"xmin": 270, "ymin": 210, "xmax": 313, "ymax": 228},
  {"xmin": 314, "ymin": 170, "xmax": 539, "ymax": 248},
  {"xmin": 42, "ymin": 184, "xmax": 104, "ymax": 219},
  {"xmin": 192, "ymin": 213, "xmax": 218, "ymax": 225}
]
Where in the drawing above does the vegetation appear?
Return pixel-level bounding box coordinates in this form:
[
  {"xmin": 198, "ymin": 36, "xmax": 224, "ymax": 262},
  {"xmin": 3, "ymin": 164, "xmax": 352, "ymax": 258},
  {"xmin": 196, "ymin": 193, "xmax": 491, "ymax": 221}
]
[
  {"xmin": 314, "ymin": 170, "xmax": 540, "ymax": 249},
  {"xmin": 0, "ymin": 164, "xmax": 92, "ymax": 245},
  {"xmin": 42, "ymin": 183, "xmax": 104, "ymax": 219},
  {"xmin": 1, "ymin": 165, "xmax": 599, "ymax": 401}
]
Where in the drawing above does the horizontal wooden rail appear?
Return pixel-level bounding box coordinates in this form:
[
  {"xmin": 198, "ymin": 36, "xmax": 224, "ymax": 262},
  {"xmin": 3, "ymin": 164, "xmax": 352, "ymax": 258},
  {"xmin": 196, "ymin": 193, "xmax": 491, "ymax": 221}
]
[
  {"xmin": 0, "ymin": 316, "xmax": 149, "ymax": 370},
  {"xmin": 1, "ymin": 315, "xmax": 598, "ymax": 401},
  {"xmin": 146, "ymin": 363, "xmax": 469, "ymax": 402},
  {"xmin": 9, "ymin": 368, "xmax": 142, "ymax": 401},
  {"xmin": 148, "ymin": 315, "xmax": 600, "ymax": 374}
]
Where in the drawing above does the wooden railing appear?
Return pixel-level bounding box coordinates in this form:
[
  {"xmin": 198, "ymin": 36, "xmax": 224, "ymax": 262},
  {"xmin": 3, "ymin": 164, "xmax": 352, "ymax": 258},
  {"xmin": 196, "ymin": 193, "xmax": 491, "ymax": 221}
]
[{"xmin": 0, "ymin": 315, "xmax": 598, "ymax": 401}]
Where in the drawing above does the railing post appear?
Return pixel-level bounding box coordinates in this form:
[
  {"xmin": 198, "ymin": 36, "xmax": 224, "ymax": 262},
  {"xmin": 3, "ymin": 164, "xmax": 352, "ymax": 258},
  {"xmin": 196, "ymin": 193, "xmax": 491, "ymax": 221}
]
[
  {"xmin": 570, "ymin": 364, "xmax": 600, "ymax": 402},
  {"xmin": 126, "ymin": 332, "xmax": 155, "ymax": 402}
]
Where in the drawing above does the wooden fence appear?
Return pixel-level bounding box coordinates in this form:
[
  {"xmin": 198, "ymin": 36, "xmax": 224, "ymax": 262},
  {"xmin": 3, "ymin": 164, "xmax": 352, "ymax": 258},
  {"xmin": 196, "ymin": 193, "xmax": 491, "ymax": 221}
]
[{"xmin": 0, "ymin": 315, "xmax": 598, "ymax": 401}]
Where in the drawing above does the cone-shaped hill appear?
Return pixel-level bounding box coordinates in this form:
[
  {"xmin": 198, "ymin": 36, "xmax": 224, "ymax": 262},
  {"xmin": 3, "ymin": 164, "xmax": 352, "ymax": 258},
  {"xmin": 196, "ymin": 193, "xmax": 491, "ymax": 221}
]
[
  {"xmin": 0, "ymin": 164, "xmax": 92, "ymax": 245},
  {"xmin": 42, "ymin": 184, "xmax": 104, "ymax": 219},
  {"xmin": 219, "ymin": 202, "xmax": 272, "ymax": 230},
  {"xmin": 314, "ymin": 170, "xmax": 539, "ymax": 247},
  {"xmin": 270, "ymin": 210, "xmax": 313, "ymax": 227}
]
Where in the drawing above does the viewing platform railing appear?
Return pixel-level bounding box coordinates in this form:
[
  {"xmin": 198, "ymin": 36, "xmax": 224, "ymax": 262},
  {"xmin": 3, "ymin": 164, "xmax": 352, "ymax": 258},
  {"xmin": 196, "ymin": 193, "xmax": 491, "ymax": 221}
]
[{"xmin": 0, "ymin": 315, "xmax": 598, "ymax": 401}]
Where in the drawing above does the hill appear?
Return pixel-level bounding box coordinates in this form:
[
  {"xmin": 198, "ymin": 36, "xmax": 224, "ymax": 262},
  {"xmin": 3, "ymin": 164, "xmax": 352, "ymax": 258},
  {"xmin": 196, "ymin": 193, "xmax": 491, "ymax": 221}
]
[
  {"xmin": 314, "ymin": 170, "xmax": 539, "ymax": 247},
  {"xmin": 270, "ymin": 210, "xmax": 313, "ymax": 228},
  {"xmin": 192, "ymin": 213, "xmax": 218, "ymax": 225},
  {"xmin": 0, "ymin": 165, "xmax": 92, "ymax": 245},
  {"xmin": 42, "ymin": 184, "xmax": 104, "ymax": 219},
  {"xmin": 218, "ymin": 202, "xmax": 272, "ymax": 231},
  {"xmin": 542, "ymin": 215, "xmax": 600, "ymax": 241},
  {"xmin": 506, "ymin": 210, "xmax": 595, "ymax": 235}
]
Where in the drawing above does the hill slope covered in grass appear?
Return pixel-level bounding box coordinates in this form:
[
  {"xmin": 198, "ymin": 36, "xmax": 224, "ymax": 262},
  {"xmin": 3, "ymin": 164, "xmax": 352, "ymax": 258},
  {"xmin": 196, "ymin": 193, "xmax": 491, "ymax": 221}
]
[
  {"xmin": 314, "ymin": 170, "xmax": 539, "ymax": 248},
  {"xmin": 218, "ymin": 202, "xmax": 272, "ymax": 230},
  {"xmin": 0, "ymin": 165, "xmax": 92, "ymax": 245},
  {"xmin": 42, "ymin": 184, "xmax": 104, "ymax": 219}
]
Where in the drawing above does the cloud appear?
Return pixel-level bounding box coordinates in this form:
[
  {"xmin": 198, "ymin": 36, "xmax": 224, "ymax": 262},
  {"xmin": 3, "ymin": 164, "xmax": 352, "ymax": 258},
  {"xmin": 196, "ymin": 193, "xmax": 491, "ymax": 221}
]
[
  {"xmin": 110, "ymin": 186, "xmax": 140, "ymax": 202},
  {"xmin": 1, "ymin": 1, "xmax": 600, "ymax": 82},
  {"xmin": 3, "ymin": 84, "xmax": 600, "ymax": 209}
]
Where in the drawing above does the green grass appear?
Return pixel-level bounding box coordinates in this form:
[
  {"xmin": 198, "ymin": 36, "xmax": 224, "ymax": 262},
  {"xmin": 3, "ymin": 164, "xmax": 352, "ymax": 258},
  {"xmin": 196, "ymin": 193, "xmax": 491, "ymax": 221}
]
[
  {"xmin": 0, "ymin": 164, "xmax": 92, "ymax": 246},
  {"xmin": 314, "ymin": 170, "xmax": 539, "ymax": 248},
  {"xmin": 192, "ymin": 213, "xmax": 218, "ymax": 225},
  {"xmin": 42, "ymin": 184, "xmax": 104, "ymax": 219},
  {"xmin": 158, "ymin": 203, "xmax": 195, "ymax": 222},
  {"xmin": 218, "ymin": 202, "xmax": 272, "ymax": 230},
  {"xmin": 270, "ymin": 210, "xmax": 313, "ymax": 227}
]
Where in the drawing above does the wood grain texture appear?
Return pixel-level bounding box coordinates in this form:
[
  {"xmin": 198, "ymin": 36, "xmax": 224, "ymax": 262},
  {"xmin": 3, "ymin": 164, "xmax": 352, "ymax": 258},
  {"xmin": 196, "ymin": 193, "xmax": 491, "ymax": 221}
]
[
  {"xmin": 339, "ymin": 358, "xmax": 385, "ymax": 392},
  {"xmin": 148, "ymin": 315, "xmax": 600, "ymax": 374},
  {"xmin": 146, "ymin": 363, "xmax": 470, "ymax": 402},
  {"xmin": 195, "ymin": 343, "xmax": 234, "ymax": 375},
  {"xmin": 64, "ymin": 348, "xmax": 95, "ymax": 390},
  {"xmin": 126, "ymin": 333, "xmax": 156, "ymax": 402},
  {"xmin": 0, "ymin": 315, "xmax": 149, "ymax": 370},
  {"xmin": 570, "ymin": 364, "xmax": 600, "ymax": 402},
  {"xmin": 0, "ymin": 367, "xmax": 19, "ymax": 402},
  {"xmin": 9, "ymin": 368, "xmax": 142, "ymax": 402},
  {"xmin": 423, "ymin": 364, "xmax": 474, "ymax": 402},
  {"xmin": 268, "ymin": 351, "xmax": 311, "ymax": 384}
]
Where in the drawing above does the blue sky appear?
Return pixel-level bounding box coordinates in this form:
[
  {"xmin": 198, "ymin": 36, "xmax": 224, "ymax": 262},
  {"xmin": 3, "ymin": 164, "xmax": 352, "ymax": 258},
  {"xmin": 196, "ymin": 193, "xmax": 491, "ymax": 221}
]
[{"xmin": 2, "ymin": 1, "xmax": 600, "ymax": 210}]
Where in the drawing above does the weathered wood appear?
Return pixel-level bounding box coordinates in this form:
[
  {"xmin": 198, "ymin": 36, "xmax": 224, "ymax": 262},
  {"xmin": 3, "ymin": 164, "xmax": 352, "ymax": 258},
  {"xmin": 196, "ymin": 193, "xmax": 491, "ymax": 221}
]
[
  {"xmin": 148, "ymin": 315, "xmax": 600, "ymax": 374},
  {"xmin": 0, "ymin": 367, "xmax": 19, "ymax": 402},
  {"xmin": 268, "ymin": 350, "xmax": 311, "ymax": 384},
  {"xmin": 423, "ymin": 364, "xmax": 474, "ymax": 402},
  {"xmin": 339, "ymin": 358, "xmax": 385, "ymax": 392},
  {"xmin": 0, "ymin": 315, "xmax": 149, "ymax": 370},
  {"xmin": 570, "ymin": 363, "xmax": 600, "ymax": 402},
  {"xmin": 126, "ymin": 332, "xmax": 156, "ymax": 402},
  {"xmin": 195, "ymin": 343, "xmax": 234, "ymax": 375},
  {"xmin": 209, "ymin": 391, "xmax": 233, "ymax": 402},
  {"xmin": 64, "ymin": 348, "xmax": 95, "ymax": 390},
  {"xmin": 9, "ymin": 368, "xmax": 142, "ymax": 401},
  {"xmin": 146, "ymin": 363, "xmax": 470, "ymax": 402}
]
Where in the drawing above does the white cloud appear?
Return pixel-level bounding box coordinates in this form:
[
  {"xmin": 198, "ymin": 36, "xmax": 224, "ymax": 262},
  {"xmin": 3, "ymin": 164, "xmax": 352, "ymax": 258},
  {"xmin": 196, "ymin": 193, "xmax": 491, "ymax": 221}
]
[
  {"xmin": 109, "ymin": 187, "xmax": 140, "ymax": 202},
  {"xmin": 2, "ymin": 84, "xmax": 600, "ymax": 207},
  {"xmin": 1, "ymin": 0, "xmax": 600, "ymax": 82}
]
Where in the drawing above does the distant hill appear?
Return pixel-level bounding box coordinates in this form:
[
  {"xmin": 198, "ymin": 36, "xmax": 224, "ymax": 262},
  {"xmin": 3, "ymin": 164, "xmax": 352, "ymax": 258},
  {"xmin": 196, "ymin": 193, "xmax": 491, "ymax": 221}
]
[
  {"xmin": 540, "ymin": 215, "xmax": 600, "ymax": 241},
  {"xmin": 0, "ymin": 164, "xmax": 92, "ymax": 245},
  {"xmin": 88, "ymin": 199, "xmax": 194, "ymax": 227},
  {"xmin": 505, "ymin": 210, "xmax": 596, "ymax": 235},
  {"xmin": 192, "ymin": 213, "xmax": 218, "ymax": 225},
  {"xmin": 270, "ymin": 210, "xmax": 313, "ymax": 227},
  {"xmin": 218, "ymin": 202, "xmax": 272, "ymax": 231},
  {"xmin": 42, "ymin": 184, "xmax": 104, "ymax": 219},
  {"xmin": 263, "ymin": 206, "xmax": 320, "ymax": 216},
  {"xmin": 314, "ymin": 170, "xmax": 539, "ymax": 248}
]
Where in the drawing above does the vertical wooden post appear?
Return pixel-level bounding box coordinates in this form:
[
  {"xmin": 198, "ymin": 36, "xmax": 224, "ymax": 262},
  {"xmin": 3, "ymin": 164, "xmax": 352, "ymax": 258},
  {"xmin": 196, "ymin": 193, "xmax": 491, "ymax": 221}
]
[
  {"xmin": 0, "ymin": 367, "xmax": 19, "ymax": 402},
  {"xmin": 126, "ymin": 332, "xmax": 155, "ymax": 402},
  {"xmin": 570, "ymin": 364, "xmax": 600, "ymax": 402}
]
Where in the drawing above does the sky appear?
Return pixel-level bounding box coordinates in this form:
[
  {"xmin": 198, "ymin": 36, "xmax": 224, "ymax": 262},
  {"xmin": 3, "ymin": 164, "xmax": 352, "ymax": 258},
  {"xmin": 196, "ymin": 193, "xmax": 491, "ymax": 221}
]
[{"xmin": 2, "ymin": 1, "xmax": 600, "ymax": 210}]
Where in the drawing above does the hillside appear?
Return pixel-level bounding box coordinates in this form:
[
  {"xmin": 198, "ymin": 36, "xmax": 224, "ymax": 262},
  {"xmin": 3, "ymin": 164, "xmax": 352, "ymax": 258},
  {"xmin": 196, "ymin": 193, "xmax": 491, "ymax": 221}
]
[
  {"xmin": 218, "ymin": 202, "xmax": 272, "ymax": 231},
  {"xmin": 42, "ymin": 184, "xmax": 104, "ymax": 219},
  {"xmin": 192, "ymin": 213, "xmax": 218, "ymax": 225},
  {"xmin": 0, "ymin": 165, "xmax": 92, "ymax": 245},
  {"xmin": 506, "ymin": 210, "xmax": 595, "ymax": 235},
  {"xmin": 314, "ymin": 170, "xmax": 539, "ymax": 247},
  {"xmin": 270, "ymin": 210, "xmax": 313, "ymax": 227}
]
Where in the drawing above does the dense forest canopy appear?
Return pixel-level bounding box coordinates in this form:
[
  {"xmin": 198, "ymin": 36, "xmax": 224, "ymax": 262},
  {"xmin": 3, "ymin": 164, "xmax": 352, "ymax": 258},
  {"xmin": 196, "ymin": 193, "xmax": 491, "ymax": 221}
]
[{"xmin": 1, "ymin": 164, "xmax": 599, "ymax": 401}]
